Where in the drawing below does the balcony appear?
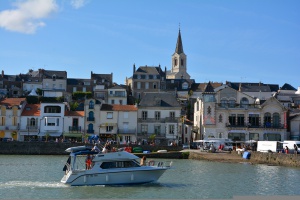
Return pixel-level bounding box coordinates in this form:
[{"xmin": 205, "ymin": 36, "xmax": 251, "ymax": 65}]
[
  {"xmin": 216, "ymin": 103, "xmax": 261, "ymax": 109},
  {"xmin": 87, "ymin": 129, "xmax": 94, "ymax": 134},
  {"xmin": 87, "ymin": 117, "xmax": 95, "ymax": 121},
  {"xmin": 138, "ymin": 118, "xmax": 165, "ymax": 123},
  {"xmin": 226, "ymin": 123, "xmax": 285, "ymax": 130},
  {"xmin": 108, "ymin": 93, "xmax": 126, "ymax": 97},
  {"xmin": 69, "ymin": 126, "xmax": 81, "ymax": 133},
  {"xmin": 118, "ymin": 128, "xmax": 136, "ymax": 134}
]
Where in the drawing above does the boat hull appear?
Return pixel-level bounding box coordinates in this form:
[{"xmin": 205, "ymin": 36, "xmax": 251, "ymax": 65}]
[{"xmin": 61, "ymin": 167, "xmax": 168, "ymax": 186}]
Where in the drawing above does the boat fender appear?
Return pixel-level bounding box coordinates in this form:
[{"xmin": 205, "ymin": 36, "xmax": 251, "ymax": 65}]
[{"xmin": 148, "ymin": 160, "xmax": 155, "ymax": 166}]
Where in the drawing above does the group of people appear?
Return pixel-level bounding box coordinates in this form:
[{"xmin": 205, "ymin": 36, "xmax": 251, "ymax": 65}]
[{"xmin": 281, "ymin": 144, "xmax": 298, "ymax": 154}]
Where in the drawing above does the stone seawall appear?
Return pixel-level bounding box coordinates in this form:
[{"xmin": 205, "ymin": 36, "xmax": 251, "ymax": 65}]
[
  {"xmin": 0, "ymin": 142, "xmax": 183, "ymax": 156},
  {"xmin": 189, "ymin": 151, "xmax": 300, "ymax": 168}
]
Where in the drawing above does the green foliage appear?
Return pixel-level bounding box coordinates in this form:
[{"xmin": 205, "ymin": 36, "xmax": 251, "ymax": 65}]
[
  {"xmin": 40, "ymin": 96, "xmax": 64, "ymax": 103},
  {"xmin": 26, "ymin": 96, "xmax": 39, "ymax": 104},
  {"xmin": 149, "ymin": 133, "xmax": 156, "ymax": 142},
  {"xmin": 69, "ymin": 101, "xmax": 79, "ymax": 111},
  {"xmin": 181, "ymin": 152, "xmax": 190, "ymax": 159},
  {"xmin": 36, "ymin": 88, "xmax": 42, "ymax": 95},
  {"xmin": 72, "ymin": 91, "xmax": 92, "ymax": 100}
]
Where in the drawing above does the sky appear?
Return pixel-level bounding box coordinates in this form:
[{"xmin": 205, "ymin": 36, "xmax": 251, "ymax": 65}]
[{"xmin": 0, "ymin": 0, "xmax": 299, "ymax": 89}]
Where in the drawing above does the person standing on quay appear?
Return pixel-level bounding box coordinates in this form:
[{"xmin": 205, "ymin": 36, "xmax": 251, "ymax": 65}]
[{"xmin": 294, "ymin": 144, "xmax": 298, "ymax": 155}]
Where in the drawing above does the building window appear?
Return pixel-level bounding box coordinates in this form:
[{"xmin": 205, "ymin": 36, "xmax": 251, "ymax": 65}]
[
  {"xmin": 52, "ymin": 75, "xmax": 56, "ymax": 81},
  {"xmin": 111, "ymin": 99, "xmax": 115, "ymax": 104},
  {"xmin": 154, "ymin": 125, "xmax": 161, "ymax": 135},
  {"xmin": 181, "ymin": 59, "xmax": 184, "ymax": 66},
  {"xmin": 87, "ymin": 123, "xmax": 94, "ymax": 133},
  {"xmin": 153, "ymin": 83, "xmax": 157, "ymax": 89},
  {"xmin": 106, "ymin": 126, "xmax": 113, "ymax": 132},
  {"xmin": 142, "ymin": 111, "xmax": 147, "ymax": 120},
  {"xmin": 44, "ymin": 106, "xmax": 61, "ymax": 113},
  {"xmin": 221, "ymin": 99, "xmax": 228, "ymax": 108},
  {"xmin": 169, "ymin": 125, "xmax": 175, "ymax": 134},
  {"xmin": 119, "ymin": 100, "xmax": 123, "ymax": 105},
  {"xmin": 229, "ymin": 114, "xmax": 236, "ymax": 126},
  {"xmin": 46, "ymin": 118, "xmax": 56, "ymax": 126},
  {"xmin": 229, "ymin": 99, "xmax": 236, "ymax": 108},
  {"xmin": 273, "ymin": 113, "xmax": 280, "ymax": 127},
  {"xmin": 141, "ymin": 124, "xmax": 148, "ymax": 134},
  {"xmin": 137, "ymin": 82, "xmax": 141, "ymax": 89},
  {"xmin": 240, "ymin": 97, "xmax": 249, "ymax": 109},
  {"xmin": 237, "ymin": 114, "xmax": 245, "ymax": 126},
  {"xmin": 248, "ymin": 114, "xmax": 259, "ymax": 127},
  {"xmin": 88, "ymin": 111, "xmax": 94, "ymax": 121},
  {"xmin": 218, "ymin": 114, "xmax": 222, "ymax": 123},
  {"xmin": 264, "ymin": 112, "xmax": 271, "ymax": 127},
  {"xmin": 170, "ymin": 111, "xmax": 175, "ymax": 119},
  {"xmin": 89, "ymin": 100, "xmax": 94, "ymax": 109},
  {"xmin": 107, "ymin": 112, "xmax": 113, "ymax": 119},
  {"xmin": 83, "ymin": 87, "xmax": 86, "ymax": 92},
  {"xmin": 145, "ymin": 82, "xmax": 149, "ymax": 89},
  {"xmin": 174, "ymin": 58, "xmax": 178, "ymax": 66},
  {"xmin": 30, "ymin": 118, "xmax": 36, "ymax": 126},
  {"xmin": 155, "ymin": 111, "xmax": 160, "ymax": 120}
]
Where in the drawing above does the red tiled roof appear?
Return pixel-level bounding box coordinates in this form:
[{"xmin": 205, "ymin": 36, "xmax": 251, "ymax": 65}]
[
  {"xmin": 0, "ymin": 98, "xmax": 26, "ymax": 107},
  {"xmin": 101, "ymin": 104, "xmax": 138, "ymax": 111},
  {"xmin": 65, "ymin": 111, "xmax": 85, "ymax": 116},
  {"xmin": 21, "ymin": 104, "xmax": 40, "ymax": 116}
]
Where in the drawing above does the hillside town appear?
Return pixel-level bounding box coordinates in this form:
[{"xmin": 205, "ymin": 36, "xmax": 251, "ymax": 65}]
[{"xmin": 1, "ymin": 29, "xmax": 300, "ymax": 146}]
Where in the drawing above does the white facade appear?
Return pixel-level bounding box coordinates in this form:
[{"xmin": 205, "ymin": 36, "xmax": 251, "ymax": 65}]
[
  {"xmin": 63, "ymin": 111, "xmax": 85, "ymax": 141},
  {"xmin": 39, "ymin": 103, "xmax": 65, "ymax": 137},
  {"xmin": 194, "ymin": 86, "xmax": 288, "ymax": 142},
  {"xmin": 107, "ymin": 87, "xmax": 127, "ymax": 105}
]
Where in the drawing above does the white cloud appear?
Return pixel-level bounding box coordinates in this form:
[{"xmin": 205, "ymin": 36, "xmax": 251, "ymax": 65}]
[
  {"xmin": 0, "ymin": 0, "xmax": 58, "ymax": 34},
  {"xmin": 70, "ymin": 0, "xmax": 88, "ymax": 9}
]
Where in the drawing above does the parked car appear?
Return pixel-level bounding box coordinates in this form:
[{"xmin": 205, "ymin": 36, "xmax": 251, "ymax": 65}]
[
  {"xmin": 132, "ymin": 147, "xmax": 143, "ymax": 153},
  {"xmin": 182, "ymin": 144, "xmax": 190, "ymax": 149}
]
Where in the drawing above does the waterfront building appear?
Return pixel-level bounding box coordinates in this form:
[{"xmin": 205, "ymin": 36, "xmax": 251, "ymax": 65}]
[
  {"xmin": 84, "ymin": 98, "xmax": 101, "ymax": 139},
  {"xmin": 0, "ymin": 98, "xmax": 25, "ymax": 140},
  {"xmin": 19, "ymin": 103, "xmax": 40, "ymax": 141},
  {"xmin": 194, "ymin": 82, "xmax": 288, "ymax": 142},
  {"xmin": 107, "ymin": 85, "xmax": 127, "ymax": 105},
  {"xmin": 99, "ymin": 104, "xmax": 138, "ymax": 143},
  {"xmin": 63, "ymin": 110, "xmax": 85, "ymax": 142},
  {"xmin": 137, "ymin": 92, "xmax": 181, "ymax": 145}
]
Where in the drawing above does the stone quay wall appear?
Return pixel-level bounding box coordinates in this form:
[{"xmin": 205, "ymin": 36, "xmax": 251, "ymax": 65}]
[
  {"xmin": 189, "ymin": 150, "xmax": 300, "ymax": 168},
  {"xmin": 0, "ymin": 142, "xmax": 183, "ymax": 156}
]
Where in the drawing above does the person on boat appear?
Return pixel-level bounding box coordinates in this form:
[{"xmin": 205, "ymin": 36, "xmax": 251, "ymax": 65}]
[
  {"xmin": 85, "ymin": 155, "xmax": 92, "ymax": 170},
  {"xmin": 140, "ymin": 156, "xmax": 146, "ymax": 166},
  {"xmin": 92, "ymin": 144, "xmax": 100, "ymax": 153}
]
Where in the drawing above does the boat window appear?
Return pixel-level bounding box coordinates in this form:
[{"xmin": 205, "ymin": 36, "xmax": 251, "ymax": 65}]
[{"xmin": 100, "ymin": 161, "xmax": 140, "ymax": 169}]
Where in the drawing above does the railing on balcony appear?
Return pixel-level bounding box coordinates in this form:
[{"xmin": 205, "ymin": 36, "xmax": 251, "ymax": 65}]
[
  {"xmin": 87, "ymin": 117, "xmax": 95, "ymax": 121},
  {"xmin": 137, "ymin": 118, "xmax": 166, "ymax": 123},
  {"xmin": 108, "ymin": 93, "xmax": 126, "ymax": 97},
  {"xmin": 118, "ymin": 128, "xmax": 136, "ymax": 134},
  {"xmin": 216, "ymin": 103, "xmax": 261, "ymax": 109},
  {"xmin": 226, "ymin": 123, "xmax": 285, "ymax": 129},
  {"xmin": 87, "ymin": 129, "xmax": 94, "ymax": 133},
  {"xmin": 26, "ymin": 125, "xmax": 38, "ymax": 130},
  {"xmin": 69, "ymin": 126, "xmax": 81, "ymax": 133},
  {"xmin": 165, "ymin": 117, "xmax": 179, "ymax": 123}
]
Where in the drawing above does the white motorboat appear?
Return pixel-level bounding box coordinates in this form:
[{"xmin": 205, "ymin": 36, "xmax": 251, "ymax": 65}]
[{"xmin": 61, "ymin": 146, "xmax": 172, "ymax": 186}]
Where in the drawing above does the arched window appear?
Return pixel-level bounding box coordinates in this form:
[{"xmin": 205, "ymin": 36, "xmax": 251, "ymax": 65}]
[
  {"xmin": 88, "ymin": 123, "xmax": 94, "ymax": 133},
  {"xmin": 229, "ymin": 99, "xmax": 236, "ymax": 108},
  {"xmin": 89, "ymin": 100, "xmax": 94, "ymax": 109},
  {"xmin": 240, "ymin": 97, "xmax": 249, "ymax": 109},
  {"xmin": 273, "ymin": 113, "xmax": 280, "ymax": 128},
  {"xmin": 264, "ymin": 112, "xmax": 271, "ymax": 127},
  {"xmin": 221, "ymin": 99, "xmax": 228, "ymax": 108},
  {"xmin": 174, "ymin": 58, "xmax": 178, "ymax": 66},
  {"xmin": 88, "ymin": 111, "xmax": 94, "ymax": 121},
  {"xmin": 30, "ymin": 118, "xmax": 36, "ymax": 126}
]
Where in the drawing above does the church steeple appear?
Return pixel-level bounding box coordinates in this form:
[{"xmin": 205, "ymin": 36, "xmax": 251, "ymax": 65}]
[{"xmin": 175, "ymin": 28, "xmax": 184, "ymax": 54}]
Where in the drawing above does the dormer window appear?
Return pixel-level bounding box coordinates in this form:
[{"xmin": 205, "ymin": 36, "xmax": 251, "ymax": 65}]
[
  {"xmin": 52, "ymin": 74, "xmax": 56, "ymax": 81},
  {"xmin": 182, "ymin": 82, "xmax": 188, "ymax": 89}
]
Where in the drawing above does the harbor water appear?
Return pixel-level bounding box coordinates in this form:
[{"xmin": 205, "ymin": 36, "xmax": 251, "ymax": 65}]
[{"xmin": 1, "ymin": 155, "xmax": 300, "ymax": 199}]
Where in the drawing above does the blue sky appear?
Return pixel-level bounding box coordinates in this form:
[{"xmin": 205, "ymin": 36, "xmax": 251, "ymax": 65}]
[{"xmin": 0, "ymin": 0, "xmax": 299, "ymax": 89}]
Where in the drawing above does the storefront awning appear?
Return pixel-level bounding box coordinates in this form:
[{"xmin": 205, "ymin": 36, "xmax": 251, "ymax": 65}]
[{"xmin": 63, "ymin": 133, "xmax": 83, "ymax": 138}]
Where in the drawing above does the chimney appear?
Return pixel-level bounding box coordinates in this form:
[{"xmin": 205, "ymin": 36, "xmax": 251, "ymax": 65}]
[
  {"xmin": 1, "ymin": 70, "xmax": 4, "ymax": 77},
  {"xmin": 133, "ymin": 64, "xmax": 136, "ymax": 73}
]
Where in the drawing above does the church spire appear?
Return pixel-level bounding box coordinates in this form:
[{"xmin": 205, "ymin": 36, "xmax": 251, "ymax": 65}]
[{"xmin": 175, "ymin": 28, "xmax": 184, "ymax": 54}]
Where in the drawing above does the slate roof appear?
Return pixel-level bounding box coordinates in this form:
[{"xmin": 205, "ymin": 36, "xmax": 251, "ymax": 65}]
[
  {"xmin": 134, "ymin": 66, "xmax": 165, "ymax": 75},
  {"xmin": 100, "ymin": 104, "xmax": 138, "ymax": 111},
  {"xmin": 226, "ymin": 81, "xmax": 279, "ymax": 92},
  {"xmin": 191, "ymin": 82, "xmax": 223, "ymax": 92},
  {"xmin": 91, "ymin": 72, "xmax": 113, "ymax": 83},
  {"xmin": 175, "ymin": 29, "xmax": 184, "ymax": 54},
  {"xmin": 67, "ymin": 78, "xmax": 90, "ymax": 85},
  {"xmin": 280, "ymin": 83, "xmax": 296, "ymax": 91},
  {"xmin": 42, "ymin": 70, "xmax": 67, "ymax": 79},
  {"xmin": 139, "ymin": 92, "xmax": 181, "ymax": 107},
  {"xmin": 165, "ymin": 79, "xmax": 195, "ymax": 91},
  {"xmin": 21, "ymin": 104, "xmax": 40, "ymax": 116},
  {"xmin": 0, "ymin": 98, "xmax": 26, "ymax": 108}
]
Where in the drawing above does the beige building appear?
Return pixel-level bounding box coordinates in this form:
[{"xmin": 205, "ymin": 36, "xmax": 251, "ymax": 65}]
[{"xmin": 194, "ymin": 83, "xmax": 288, "ymax": 142}]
